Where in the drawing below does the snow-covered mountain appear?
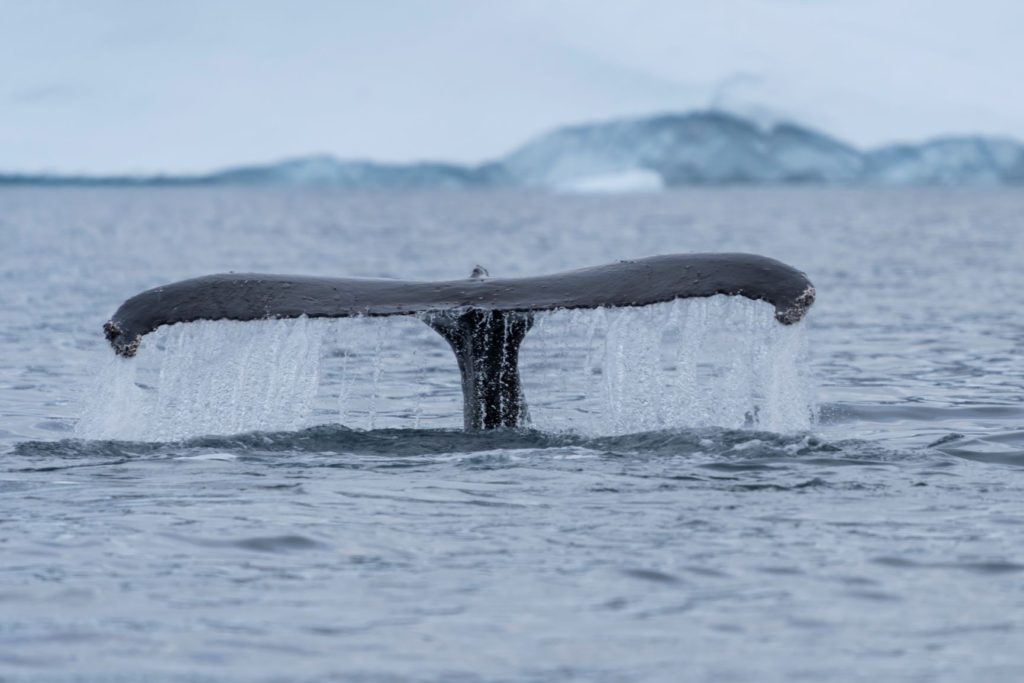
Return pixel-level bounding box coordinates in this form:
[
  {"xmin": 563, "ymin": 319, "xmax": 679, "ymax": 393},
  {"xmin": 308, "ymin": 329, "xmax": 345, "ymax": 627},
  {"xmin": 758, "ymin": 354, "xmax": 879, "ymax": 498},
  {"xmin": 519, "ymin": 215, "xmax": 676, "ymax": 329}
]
[
  {"xmin": 202, "ymin": 112, "xmax": 1024, "ymax": 188},
  {"xmin": 864, "ymin": 137, "xmax": 1024, "ymax": 185},
  {"xmin": 499, "ymin": 112, "xmax": 865, "ymax": 188},
  {"xmin": 205, "ymin": 155, "xmax": 494, "ymax": 188},
  {"xmin": 5, "ymin": 111, "xmax": 1024, "ymax": 188}
]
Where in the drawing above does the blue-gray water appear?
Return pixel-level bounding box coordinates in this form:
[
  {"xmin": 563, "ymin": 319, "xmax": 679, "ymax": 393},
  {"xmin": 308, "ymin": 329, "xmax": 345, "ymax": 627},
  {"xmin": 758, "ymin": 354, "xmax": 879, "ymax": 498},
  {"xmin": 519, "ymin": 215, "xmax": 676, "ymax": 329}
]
[{"xmin": 2, "ymin": 187, "xmax": 1024, "ymax": 682}]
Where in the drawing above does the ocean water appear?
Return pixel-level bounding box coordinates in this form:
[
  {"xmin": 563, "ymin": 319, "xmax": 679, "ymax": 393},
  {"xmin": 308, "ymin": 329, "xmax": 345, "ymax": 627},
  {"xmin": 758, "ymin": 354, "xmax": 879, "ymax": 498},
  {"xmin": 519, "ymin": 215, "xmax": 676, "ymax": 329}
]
[{"xmin": 2, "ymin": 187, "xmax": 1024, "ymax": 682}]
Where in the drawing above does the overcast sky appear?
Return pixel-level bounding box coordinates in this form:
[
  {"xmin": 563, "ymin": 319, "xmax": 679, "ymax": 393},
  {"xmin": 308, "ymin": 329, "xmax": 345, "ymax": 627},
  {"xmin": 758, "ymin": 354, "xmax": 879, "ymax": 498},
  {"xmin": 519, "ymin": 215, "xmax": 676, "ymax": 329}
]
[{"xmin": 3, "ymin": 0, "xmax": 1022, "ymax": 174}]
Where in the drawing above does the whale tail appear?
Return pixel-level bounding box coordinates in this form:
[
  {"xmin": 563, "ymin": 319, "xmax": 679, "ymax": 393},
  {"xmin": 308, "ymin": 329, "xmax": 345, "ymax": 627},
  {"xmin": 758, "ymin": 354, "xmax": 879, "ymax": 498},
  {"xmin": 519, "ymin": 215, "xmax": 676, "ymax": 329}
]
[
  {"xmin": 424, "ymin": 305, "xmax": 533, "ymax": 429},
  {"xmin": 102, "ymin": 253, "xmax": 814, "ymax": 430}
]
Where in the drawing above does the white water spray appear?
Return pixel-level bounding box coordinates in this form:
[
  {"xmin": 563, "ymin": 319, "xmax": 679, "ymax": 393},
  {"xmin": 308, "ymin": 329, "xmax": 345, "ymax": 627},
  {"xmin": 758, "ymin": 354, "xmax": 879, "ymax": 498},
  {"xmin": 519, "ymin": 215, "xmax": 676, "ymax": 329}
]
[
  {"xmin": 77, "ymin": 296, "xmax": 814, "ymax": 441},
  {"xmin": 78, "ymin": 318, "xmax": 326, "ymax": 441},
  {"xmin": 522, "ymin": 297, "xmax": 814, "ymax": 435}
]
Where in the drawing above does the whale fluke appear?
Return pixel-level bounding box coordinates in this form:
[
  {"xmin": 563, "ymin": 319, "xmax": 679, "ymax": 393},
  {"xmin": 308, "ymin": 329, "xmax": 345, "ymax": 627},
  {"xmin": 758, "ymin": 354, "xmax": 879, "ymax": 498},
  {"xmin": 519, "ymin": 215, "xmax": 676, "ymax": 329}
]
[{"xmin": 103, "ymin": 253, "xmax": 814, "ymax": 429}]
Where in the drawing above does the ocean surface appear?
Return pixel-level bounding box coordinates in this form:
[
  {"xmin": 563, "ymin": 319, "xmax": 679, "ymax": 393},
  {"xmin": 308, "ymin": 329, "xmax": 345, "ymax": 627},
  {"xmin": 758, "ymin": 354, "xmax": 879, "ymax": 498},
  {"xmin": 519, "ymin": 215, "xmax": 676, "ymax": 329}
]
[{"xmin": 2, "ymin": 187, "xmax": 1024, "ymax": 682}]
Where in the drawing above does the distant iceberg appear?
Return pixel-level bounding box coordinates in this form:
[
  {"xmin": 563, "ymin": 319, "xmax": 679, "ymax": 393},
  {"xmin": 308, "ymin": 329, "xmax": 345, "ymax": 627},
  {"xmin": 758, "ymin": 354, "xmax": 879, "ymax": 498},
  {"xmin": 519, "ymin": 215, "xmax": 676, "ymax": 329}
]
[{"xmin": 556, "ymin": 168, "xmax": 665, "ymax": 194}]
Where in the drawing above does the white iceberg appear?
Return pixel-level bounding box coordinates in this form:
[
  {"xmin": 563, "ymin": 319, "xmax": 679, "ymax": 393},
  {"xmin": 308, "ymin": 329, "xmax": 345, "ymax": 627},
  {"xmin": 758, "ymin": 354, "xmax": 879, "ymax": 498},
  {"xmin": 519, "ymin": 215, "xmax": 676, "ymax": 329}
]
[{"xmin": 556, "ymin": 168, "xmax": 665, "ymax": 194}]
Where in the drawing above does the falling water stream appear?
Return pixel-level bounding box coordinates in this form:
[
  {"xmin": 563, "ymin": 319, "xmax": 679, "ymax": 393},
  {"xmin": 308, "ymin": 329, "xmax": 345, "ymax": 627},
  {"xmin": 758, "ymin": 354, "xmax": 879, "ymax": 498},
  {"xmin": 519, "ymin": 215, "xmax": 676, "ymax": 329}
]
[{"xmin": 77, "ymin": 296, "xmax": 813, "ymax": 442}]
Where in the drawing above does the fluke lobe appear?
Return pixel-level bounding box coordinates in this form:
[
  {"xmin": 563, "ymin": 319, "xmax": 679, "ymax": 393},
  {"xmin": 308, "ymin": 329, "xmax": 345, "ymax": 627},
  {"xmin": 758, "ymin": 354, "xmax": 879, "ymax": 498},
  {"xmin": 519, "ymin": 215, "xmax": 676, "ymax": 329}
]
[{"xmin": 103, "ymin": 253, "xmax": 815, "ymax": 430}]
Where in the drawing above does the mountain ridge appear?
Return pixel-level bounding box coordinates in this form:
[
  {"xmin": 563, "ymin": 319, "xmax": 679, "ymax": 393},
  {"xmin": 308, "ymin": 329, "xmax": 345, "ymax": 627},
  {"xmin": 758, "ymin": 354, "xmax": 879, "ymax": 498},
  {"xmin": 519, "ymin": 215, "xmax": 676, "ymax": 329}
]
[{"xmin": 4, "ymin": 111, "xmax": 1023, "ymax": 188}]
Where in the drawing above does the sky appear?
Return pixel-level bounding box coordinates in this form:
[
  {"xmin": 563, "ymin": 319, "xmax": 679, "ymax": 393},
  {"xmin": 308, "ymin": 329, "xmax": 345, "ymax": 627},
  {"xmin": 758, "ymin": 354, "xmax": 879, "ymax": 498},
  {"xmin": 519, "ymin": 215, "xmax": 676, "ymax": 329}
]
[{"xmin": 2, "ymin": 0, "xmax": 1022, "ymax": 174}]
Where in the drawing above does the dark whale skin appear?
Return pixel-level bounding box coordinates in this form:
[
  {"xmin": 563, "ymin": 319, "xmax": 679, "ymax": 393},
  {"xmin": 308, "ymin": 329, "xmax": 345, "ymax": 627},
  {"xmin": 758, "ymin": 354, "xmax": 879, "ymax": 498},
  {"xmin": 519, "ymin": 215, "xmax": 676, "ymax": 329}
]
[{"xmin": 104, "ymin": 253, "xmax": 815, "ymax": 358}]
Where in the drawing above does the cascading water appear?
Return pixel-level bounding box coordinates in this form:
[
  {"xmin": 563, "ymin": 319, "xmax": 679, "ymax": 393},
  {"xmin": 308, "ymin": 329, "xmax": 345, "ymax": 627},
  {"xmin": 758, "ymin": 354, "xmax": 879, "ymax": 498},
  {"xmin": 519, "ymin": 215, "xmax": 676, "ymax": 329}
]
[
  {"xmin": 318, "ymin": 315, "xmax": 463, "ymax": 431},
  {"xmin": 77, "ymin": 295, "xmax": 814, "ymax": 441},
  {"xmin": 77, "ymin": 318, "xmax": 327, "ymax": 441},
  {"xmin": 521, "ymin": 297, "xmax": 814, "ymax": 435}
]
